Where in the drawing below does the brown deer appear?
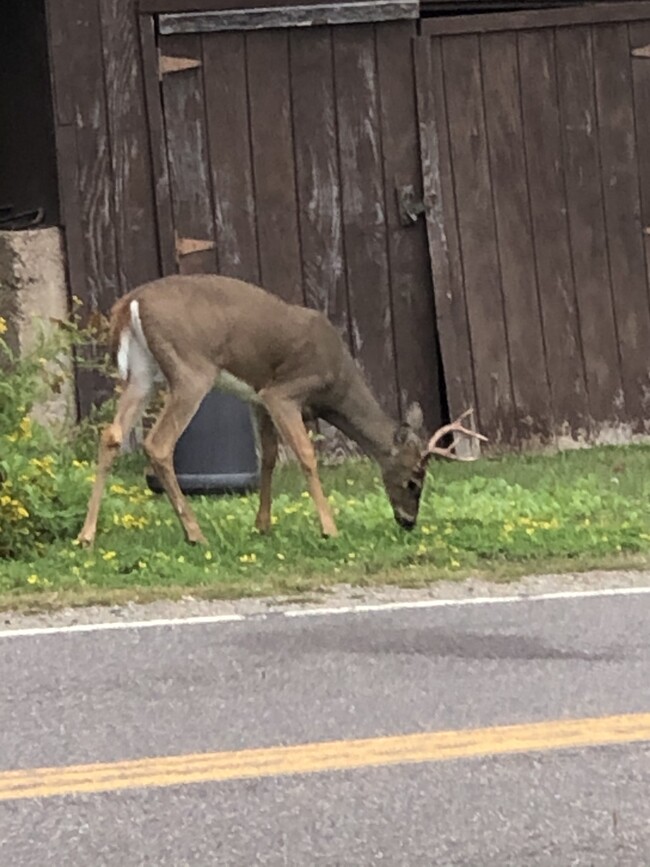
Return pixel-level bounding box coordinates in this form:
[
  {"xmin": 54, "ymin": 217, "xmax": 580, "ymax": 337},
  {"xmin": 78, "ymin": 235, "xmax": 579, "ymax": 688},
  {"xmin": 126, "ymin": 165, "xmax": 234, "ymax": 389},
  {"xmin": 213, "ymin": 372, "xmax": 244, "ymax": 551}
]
[{"xmin": 77, "ymin": 274, "xmax": 486, "ymax": 545}]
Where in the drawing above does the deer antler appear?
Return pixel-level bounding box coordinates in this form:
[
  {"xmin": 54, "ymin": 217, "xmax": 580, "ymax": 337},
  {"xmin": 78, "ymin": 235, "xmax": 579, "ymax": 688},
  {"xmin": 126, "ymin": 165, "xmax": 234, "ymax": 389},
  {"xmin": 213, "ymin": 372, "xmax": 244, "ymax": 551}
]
[{"xmin": 422, "ymin": 408, "xmax": 488, "ymax": 465}]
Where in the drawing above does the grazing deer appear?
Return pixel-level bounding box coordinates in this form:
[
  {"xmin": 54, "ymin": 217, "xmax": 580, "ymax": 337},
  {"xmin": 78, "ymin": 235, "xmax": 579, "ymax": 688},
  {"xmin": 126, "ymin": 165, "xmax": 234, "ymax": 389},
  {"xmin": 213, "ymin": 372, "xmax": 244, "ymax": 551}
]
[{"xmin": 77, "ymin": 275, "xmax": 486, "ymax": 545}]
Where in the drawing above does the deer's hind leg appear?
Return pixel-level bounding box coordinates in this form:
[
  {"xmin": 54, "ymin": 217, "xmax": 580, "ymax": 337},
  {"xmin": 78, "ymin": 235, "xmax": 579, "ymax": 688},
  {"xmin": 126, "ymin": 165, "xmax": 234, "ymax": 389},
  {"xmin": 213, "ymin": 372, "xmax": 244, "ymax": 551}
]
[
  {"xmin": 254, "ymin": 407, "xmax": 279, "ymax": 534},
  {"xmin": 143, "ymin": 370, "xmax": 214, "ymax": 544},
  {"xmin": 77, "ymin": 378, "xmax": 150, "ymax": 546}
]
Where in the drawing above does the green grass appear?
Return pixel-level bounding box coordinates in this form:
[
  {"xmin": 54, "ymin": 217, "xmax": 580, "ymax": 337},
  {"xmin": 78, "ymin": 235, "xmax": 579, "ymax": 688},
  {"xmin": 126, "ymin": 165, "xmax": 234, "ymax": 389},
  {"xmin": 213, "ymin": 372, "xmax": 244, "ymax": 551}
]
[{"xmin": 3, "ymin": 444, "xmax": 650, "ymax": 611}]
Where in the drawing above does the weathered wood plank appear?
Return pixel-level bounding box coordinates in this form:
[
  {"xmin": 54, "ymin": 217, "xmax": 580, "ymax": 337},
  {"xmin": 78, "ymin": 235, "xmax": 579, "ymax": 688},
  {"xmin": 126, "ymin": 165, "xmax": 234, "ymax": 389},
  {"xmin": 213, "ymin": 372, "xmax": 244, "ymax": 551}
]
[
  {"xmin": 333, "ymin": 24, "xmax": 398, "ymax": 416},
  {"xmin": 289, "ymin": 27, "xmax": 349, "ymax": 340},
  {"xmin": 517, "ymin": 27, "xmax": 589, "ymax": 441},
  {"xmin": 440, "ymin": 34, "xmax": 513, "ymax": 445},
  {"xmin": 481, "ymin": 30, "xmax": 553, "ymax": 446},
  {"xmin": 555, "ymin": 25, "xmax": 623, "ymax": 427},
  {"xmin": 138, "ymin": 14, "xmax": 176, "ymax": 276},
  {"xmin": 100, "ymin": 0, "xmax": 160, "ymax": 291},
  {"xmin": 45, "ymin": 0, "xmax": 77, "ymax": 126},
  {"xmin": 246, "ymin": 30, "xmax": 303, "ymax": 304},
  {"xmin": 46, "ymin": 0, "xmax": 120, "ymax": 415},
  {"xmin": 49, "ymin": 124, "xmax": 85, "ymax": 415},
  {"xmin": 202, "ymin": 32, "xmax": 259, "ymax": 282},
  {"xmin": 376, "ymin": 22, "xmax": 442, "ymax": 429},
  {"xmin": 630, "ymin": 20, "xmax": 650, "ymax": 359},
  {"xmin": 414, "ymin": 35, "xmax": 476, "ymax": 430},
  {"xmin": 43, "ymin": 0, "xmax": 85, "ymax": 293},
  {"xmin": 159, "ymin": 1, "xmax": 418, "ymax": 34},
  {"xmin": 422, "ymin": 2, "xmax": 650, "ymax": 37},
  {"xmin": 160, "ymin": 33, "xmax": 216, "ymax": 275},
  {"xmin": 48, "ymin": 0, "xmax": 120, "ymax": 313},
  {"xmin": 593, "ymin": 22, "xmax": 650, "ymax": 429},
  {"xmin": 141, "ymin": 0, "xmax": 377, "ymax": 11}
]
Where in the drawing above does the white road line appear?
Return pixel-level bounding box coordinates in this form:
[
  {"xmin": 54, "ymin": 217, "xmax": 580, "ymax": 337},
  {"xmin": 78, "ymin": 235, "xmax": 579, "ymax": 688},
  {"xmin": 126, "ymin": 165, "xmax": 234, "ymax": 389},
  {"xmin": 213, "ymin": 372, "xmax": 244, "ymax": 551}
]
[
  {"xmin": 0, "ymin": 613, "xmax": 246, "ymax": 639},
  {"xmin": 1, "ymin": 584, "xmax": 650, "ymax": 639}
]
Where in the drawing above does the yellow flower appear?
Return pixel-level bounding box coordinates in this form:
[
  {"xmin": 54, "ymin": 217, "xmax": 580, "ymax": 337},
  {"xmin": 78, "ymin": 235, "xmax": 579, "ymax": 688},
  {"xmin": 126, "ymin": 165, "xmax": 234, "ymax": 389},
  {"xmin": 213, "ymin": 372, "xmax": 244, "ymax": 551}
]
[
  {"xmin": 0, "ymin": 317, "xmax": 6, "ymax": 335},
  {"xmin": 204, "ymin": 551, "xmax": 213, "ymax": 561},
  {"xmin": 27, "ymin": 574, "xmax": 39, "ymax": 584},
  {"xmin": 114, "ymin": 513, "xmax": 148, "ymax": 530},
  {"xmin": 19, "ymin": 417, "xmax": 32, "ymax": 438},
  {"xmin": 450, "ymin": 559, "xmax": 461, "ymax": 568},
  {"xmin": 276, "ymin": 552, "xmax": 285, "ymax": 561},
  {"xmin": 102, "ymin": 550, "xmax": 117, "ymax": 561},
  {"xmin": 239, "ymin": 553, "xmax": 257, "ymax": 564}
]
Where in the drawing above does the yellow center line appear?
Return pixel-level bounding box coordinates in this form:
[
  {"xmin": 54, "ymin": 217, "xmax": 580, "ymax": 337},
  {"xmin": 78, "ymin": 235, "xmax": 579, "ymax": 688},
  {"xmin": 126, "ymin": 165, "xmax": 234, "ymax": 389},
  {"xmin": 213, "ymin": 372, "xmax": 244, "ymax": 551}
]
[{"xmin": 2, "ymin": 712, "xmax": 650, "ymax": 801}]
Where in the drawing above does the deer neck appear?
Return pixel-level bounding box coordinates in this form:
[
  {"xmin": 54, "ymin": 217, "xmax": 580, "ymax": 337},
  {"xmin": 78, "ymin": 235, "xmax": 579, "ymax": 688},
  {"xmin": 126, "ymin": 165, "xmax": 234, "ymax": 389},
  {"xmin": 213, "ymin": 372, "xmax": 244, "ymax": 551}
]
[{"xmin": 322, "ymin": 366, "xmax": 398, "ymax": 468}]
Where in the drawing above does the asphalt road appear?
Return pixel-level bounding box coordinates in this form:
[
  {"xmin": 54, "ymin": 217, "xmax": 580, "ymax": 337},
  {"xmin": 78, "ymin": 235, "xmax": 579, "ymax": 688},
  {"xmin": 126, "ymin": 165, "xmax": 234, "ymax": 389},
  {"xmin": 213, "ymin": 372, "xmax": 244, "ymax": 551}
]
[{"xmin": 1, "ymin": 589, "xmax": 650, "ymax": 865}]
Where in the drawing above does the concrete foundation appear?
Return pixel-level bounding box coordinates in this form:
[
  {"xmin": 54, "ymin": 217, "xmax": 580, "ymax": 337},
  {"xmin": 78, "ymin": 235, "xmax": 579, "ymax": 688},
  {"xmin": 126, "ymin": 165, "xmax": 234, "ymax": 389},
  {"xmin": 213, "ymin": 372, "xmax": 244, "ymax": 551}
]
[{"xmin": 0, "ymin": 227, "xmax": 75, "ymax": 427}]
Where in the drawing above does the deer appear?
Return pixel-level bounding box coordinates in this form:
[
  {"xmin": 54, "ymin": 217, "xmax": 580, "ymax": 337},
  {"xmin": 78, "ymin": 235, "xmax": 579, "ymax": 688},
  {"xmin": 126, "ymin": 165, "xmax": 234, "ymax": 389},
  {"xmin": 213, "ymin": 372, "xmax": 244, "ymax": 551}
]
[{"xmin": 77, "ymin": 274, "xmax": 486, "ymax": 546}]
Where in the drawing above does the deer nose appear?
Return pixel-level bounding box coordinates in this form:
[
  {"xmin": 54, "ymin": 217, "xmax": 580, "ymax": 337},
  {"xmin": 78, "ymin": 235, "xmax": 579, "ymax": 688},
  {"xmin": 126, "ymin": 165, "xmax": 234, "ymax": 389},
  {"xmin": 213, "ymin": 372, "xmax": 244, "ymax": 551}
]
[{"xmin": 395, "ymin": 512, "xmax": 416, "ymax": 531}]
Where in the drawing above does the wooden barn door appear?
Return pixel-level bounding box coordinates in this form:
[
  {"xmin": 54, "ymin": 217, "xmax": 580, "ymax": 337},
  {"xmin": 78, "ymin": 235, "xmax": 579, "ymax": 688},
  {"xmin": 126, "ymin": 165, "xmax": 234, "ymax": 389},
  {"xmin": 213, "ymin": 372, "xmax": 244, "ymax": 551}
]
[
  {"xmin": 415, "ymin": 4, "xmax": 650, "ymax": 449},
  {"xmin": 142, "ymin": 13, "xmax": 445, "ymax": 430}
]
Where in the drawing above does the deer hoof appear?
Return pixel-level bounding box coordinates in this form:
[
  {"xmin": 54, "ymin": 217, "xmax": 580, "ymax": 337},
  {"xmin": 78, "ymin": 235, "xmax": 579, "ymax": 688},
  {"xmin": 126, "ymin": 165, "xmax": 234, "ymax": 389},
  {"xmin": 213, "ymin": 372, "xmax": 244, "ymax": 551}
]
[
  {"xmin": 186, "ymin": 530, "xmax": 208, "ymax": 545},
  {"xmin": 76, "ymin": 530, "xmax": 96, "ymax": 547},
  {"xmin": 321, "ymin": 527, "xmax": 339, "ymax": 539}
]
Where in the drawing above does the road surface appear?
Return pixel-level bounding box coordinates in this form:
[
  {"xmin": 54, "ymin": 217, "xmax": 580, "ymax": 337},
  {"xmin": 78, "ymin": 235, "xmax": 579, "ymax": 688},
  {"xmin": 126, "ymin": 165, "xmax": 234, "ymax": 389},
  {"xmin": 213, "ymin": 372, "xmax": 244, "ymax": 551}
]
[{"xmin": 1, "ymin": 587, "xmax": 650, "ymax": 865}]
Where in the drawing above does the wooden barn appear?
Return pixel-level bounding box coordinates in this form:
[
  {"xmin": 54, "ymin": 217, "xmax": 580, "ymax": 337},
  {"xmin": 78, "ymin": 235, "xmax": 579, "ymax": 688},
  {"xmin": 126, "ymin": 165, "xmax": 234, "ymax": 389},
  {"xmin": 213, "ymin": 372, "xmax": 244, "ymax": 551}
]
[{"xmin": 3, "ymin": 0, "xmax": 650, "ymax": 450}]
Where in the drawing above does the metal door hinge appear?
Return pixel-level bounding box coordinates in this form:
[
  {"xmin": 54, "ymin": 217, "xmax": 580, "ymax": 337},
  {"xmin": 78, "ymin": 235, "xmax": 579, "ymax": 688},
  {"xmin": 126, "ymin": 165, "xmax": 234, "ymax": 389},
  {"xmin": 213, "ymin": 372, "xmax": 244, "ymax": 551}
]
[
  {"xmin": 175, "ymin": 234, "xmax": 216, "ymax": 260},
  {"xmin": 159, "ymin": 53, "xmax": 202, "ymax": 79}
]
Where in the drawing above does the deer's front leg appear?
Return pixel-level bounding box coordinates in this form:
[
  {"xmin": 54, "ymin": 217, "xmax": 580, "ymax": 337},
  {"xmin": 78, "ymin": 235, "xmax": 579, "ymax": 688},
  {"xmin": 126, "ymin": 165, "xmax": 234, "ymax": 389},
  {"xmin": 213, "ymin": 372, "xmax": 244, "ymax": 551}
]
[
  {"xmin": 261, "ymin": 391, "xmax": 337, "ymax": 538},
  {"xmin": 77, "ymin": 380, "xmax": 148, "ymax": 546},
  {"xmin": 254, "ymin": 408, "xmax": 278, "ymax": 534}
]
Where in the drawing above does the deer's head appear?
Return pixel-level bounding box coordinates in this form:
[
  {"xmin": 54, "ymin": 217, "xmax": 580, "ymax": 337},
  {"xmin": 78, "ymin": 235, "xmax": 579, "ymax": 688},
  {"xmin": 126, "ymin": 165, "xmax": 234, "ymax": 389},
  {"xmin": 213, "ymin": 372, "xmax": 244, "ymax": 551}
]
[
  {"xmin": 381, "ymin": 404, "xmax": 427, "ymax": 531},
  {"xmin": 382, "ymin": 406, "xmax": 487, "ymax": 531}
]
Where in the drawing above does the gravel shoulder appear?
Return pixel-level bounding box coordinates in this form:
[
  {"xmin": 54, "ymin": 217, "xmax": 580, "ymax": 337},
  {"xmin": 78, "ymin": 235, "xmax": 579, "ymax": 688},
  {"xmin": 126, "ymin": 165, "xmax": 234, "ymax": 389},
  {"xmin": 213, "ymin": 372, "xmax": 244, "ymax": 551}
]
[{"xmin": 3, "ymin": 568, "xmax": 650, "ymax": 633}]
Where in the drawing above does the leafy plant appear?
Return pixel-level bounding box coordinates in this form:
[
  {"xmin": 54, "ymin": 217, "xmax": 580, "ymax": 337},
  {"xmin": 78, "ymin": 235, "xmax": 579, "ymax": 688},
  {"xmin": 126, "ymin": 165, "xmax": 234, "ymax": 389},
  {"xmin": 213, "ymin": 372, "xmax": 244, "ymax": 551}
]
[{"xmin": 0, "ymin": 312, "xmax": 115, "ymax": 557}]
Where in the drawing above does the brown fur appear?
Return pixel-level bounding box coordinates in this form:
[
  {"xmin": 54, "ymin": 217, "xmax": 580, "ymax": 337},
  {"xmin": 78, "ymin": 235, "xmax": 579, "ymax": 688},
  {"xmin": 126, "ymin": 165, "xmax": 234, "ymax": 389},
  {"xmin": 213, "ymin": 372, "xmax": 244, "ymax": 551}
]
[{"xmin": 78, "ymin": 274, "xmax": 481, "ymax": 546}]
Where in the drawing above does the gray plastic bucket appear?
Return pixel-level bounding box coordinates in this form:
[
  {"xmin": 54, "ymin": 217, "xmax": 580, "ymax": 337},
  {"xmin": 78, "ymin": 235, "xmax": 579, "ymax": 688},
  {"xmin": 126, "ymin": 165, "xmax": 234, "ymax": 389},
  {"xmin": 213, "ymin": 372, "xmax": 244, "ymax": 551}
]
[{"xmin": 146, "ymin": 390, "xmax": 259, "ymax": 495}]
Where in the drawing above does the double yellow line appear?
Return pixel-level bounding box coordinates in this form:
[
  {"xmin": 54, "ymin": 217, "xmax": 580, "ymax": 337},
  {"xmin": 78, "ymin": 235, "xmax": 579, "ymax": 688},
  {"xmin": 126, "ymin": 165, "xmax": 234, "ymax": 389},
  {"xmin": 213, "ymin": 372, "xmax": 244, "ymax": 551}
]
[{"xmin": 2, "ymin": 712, "xmax": 650, "ymax": 801}]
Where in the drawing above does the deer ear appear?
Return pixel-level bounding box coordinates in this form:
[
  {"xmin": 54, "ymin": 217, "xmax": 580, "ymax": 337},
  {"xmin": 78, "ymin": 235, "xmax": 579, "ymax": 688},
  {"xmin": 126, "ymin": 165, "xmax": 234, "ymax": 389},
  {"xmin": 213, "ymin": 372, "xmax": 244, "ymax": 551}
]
[
  {"xmin": 404, "ymin": 402, "xmax": 423, "ymax": 432},
  {"xmin": 393, "ymin": 423, "xmax": 410, "ymax": 446}
]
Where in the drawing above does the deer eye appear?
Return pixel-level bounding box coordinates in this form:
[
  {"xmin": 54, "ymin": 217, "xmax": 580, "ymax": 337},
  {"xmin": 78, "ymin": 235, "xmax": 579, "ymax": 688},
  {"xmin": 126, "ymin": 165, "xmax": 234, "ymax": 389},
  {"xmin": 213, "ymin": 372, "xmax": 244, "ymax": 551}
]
[{"xmin": 407, "ymin": 479, "xmax": 421, "ymax": 494}]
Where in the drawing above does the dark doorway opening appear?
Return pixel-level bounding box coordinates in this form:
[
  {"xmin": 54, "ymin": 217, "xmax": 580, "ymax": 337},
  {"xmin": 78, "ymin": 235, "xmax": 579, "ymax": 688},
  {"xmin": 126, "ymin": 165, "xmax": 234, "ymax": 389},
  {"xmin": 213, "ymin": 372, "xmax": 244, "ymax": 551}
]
[{"xmin": 0, "ymin": 0, "xmax": 59, "ymax": 229}]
